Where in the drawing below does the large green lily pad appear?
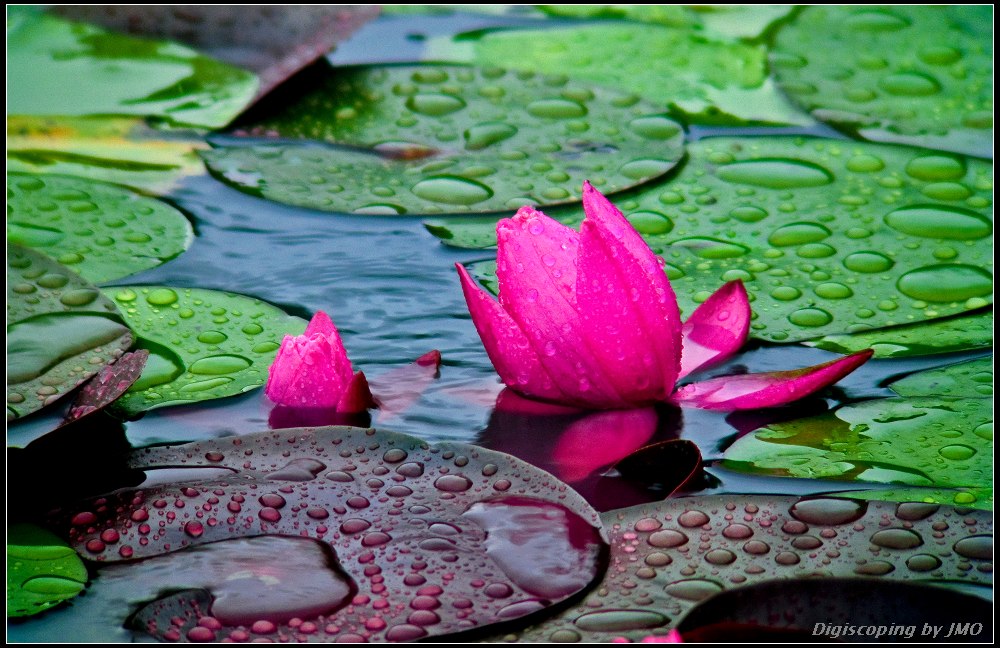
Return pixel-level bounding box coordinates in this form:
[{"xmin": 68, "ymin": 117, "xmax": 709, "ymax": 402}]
[
  {"xmin": 103, "ymin": 286, "xmax": 306, "ymax": 415},
  {"xmin": 835, "ymin": 486, "xmax": 992, "ymax": 512},
  {"xmin": 536, "ymin": 5, "xmax": 795, "ymax": 40},
  {"xmin": 7, "ymin": 116, "xmax": 207, "ymax": 193},
  {"xmin": 889, "ymin": 356, "xmax": 992, "ymax": 397},
  {"xmin": 61, "ymin": 426, "xmax": 604, "ymax": 641},
  {"xmin": 810, "ymin": 310, "xmax": 993, "ymax": 358},
  {"xmin": 772, "ymin": 6, "xmax": 993, "ymax": 157},
  {"xmin": 7, "ymin": 245, "xmax": 133, "ymax": 421},
  {"xmin": 425, "ymin": 23, "xmax": 811, "ymax": 125},
  {"xmin": 202, "ymin": 64, "xmax": 684, "ymax": 214},
  {"xmin": 452, "ymin": 137, "xmax": 993, "ymax": 342},
  {"xmin": 488, "ymin": 495, "xmax": 992, "ymax": 642},
  {"xmin": 7, "ymin": 173, "xmax": 193, "ymax": 284},
  {"xmin": 7, "ymin": 523, "xmax": 89, "ymax": 618},
  {"xmin": 7, "ymin": 12, "xmax": 258, "ymax": 129},
  {"xmin": 723, "ymin": 397, "xmax": 991, "ymax": 490}
]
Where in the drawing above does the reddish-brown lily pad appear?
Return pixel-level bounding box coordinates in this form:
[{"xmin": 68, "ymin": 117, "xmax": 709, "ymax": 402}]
[
  {"xmin": 63, "ymin": 350, "xmax": 149, "ymax": 425},
  {"xmin": 59, "ymin": 426, "xmax": 605, "ymax": 642},
  {"xmin": 490, "ymin": 495, "xmax": 992, "ymax": 642}
]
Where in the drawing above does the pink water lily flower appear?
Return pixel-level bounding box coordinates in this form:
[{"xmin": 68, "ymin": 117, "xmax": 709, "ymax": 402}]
[
  {"xmin": 265, "ymin": 311, "xmax": 375, "ymax": 412},
  {"xmin": 457, "ymin": 182, "xmax": 872, "ymax": 411}
]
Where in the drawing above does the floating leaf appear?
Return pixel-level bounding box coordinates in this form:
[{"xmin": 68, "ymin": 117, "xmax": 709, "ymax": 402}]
[
  {"xmin": 7, "ymin": 245, "xmax": 132, "ymax": 421},
  {"xmin": 7, "ymin": 173, "xmax": 194, "ymax": 283},
  {"xmin": 772, "ymin": 6, "xmax": 992, "ymax": 157},
  {"xmin": 536, "ymin": 5, "xmax": 794, "ymax": 39},
  {"xmin": 60, "ymin": 426, "xmax": 604, "ymax": 641},
  {"xmin": 456, "ymin": 137, "xmax": 994, "ymax": 342},
  {"xmin": 203, "ymin": 64, "xmax": 684, "ymax": 214},
  {"xmin": 64, "ymin": 350, "xmax": 150, "ymax": 424},
  {"xmin": 7, "ymin": 12, "xmax": 258, "ymax": 129},
  {"xmin": 676, "ymin": 579, "xmax": 992, "ymax": 640},
  {"xmin": 834, "ymin": 486, "xmax": 992, "ymax": 512},
  {"xmin": 7, "ymin": 523, "xmax": 89, "ymax": 618},
  {"xmin": 723, "ymin": 397, "xmax": 991, "ymax": 489},
  {"xmin": 810, "ymin": 310, "xmax": 993, "ymax": 358},
  {"xmin": 490, "ymin": 495, "xmax": 992, "ymax": 642},
  {"xmin": 425, "ymin": 23, "xmax": 811, "ymax": 125},
  {"xmin": 7, "ymin": 116, "xmax": 206, "ymax": 193},
  {"xmin": 103, "ymin": 286, "xmax": 306, "ymax": 415},
  {"xmin": 53, "ymin": 6, "xmax": 381, "ymax": 100},
  {"xmin": 889, "ymin": 356, "xmax": 993, "ymax": 397}
]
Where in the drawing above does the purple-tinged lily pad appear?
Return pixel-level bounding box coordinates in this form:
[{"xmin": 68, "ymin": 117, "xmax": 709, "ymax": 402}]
[
  {"xmin": 488, "ymin": 495, "xmax": 991, "ymax": 642},
  {"xmin": 59, "ymin": 426, "xmax": 604, "ymax": 642},
  {"xmin": 53, "ymin": 6, "xmax": 381, "ymax": 101},
  {"xmin": 63, "ymin": 350, "xmax": 150, "ymax": 425},
  {"xmin": 7, "ymin": 245, "xmax": 132, "ymax": 421},
  {"xmin": 677, "ymin": 579, "xmax": 992, "ymax": 642}
]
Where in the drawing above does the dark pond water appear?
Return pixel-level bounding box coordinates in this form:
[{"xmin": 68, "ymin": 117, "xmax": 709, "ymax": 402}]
[{"xmin": 7, "ymin": 10, "xmax": 990, "ymax": 643}]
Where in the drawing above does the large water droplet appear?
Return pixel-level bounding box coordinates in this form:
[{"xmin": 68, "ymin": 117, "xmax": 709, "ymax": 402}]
[
  {"xmin": 905, "ymin": 155, "xmax": 966, "ymax": 181},
  {"xmin": 464, "ymin": 122, "xmax": 517, "ymax": 150},
  {"xmin": 412, "ymin": 176, "xmax": 493, "ymax": 205},
  {"xmin": 146, "ymin": 288, "xmax": 178, "ymax": 306},
  {"xmin": 845, "ymin": 9, "xmax": 910, "ymax": 31},
  {"xmin": 405, "ymin": 93, "xmax": 466, "ymax": 116},
  {"xmin": 871, "ymin": 528, "xmax": 923, "ymax": 549},
  {"xmin": 629, "ymin": 116, "xmax": 681, "ymax": 140},
  {"xmin": 879, "ymin": 72, "xmax": 941, "ymax": 96},
  {"xmin": 769, "ymin": 222, "xmax": 832, "ymax": 247},
  {"xmin": 789, "ymin": 498, "xmax": 867, "ymax": 525},
  {"xmin": 953, "ymin": 535, "xmax": 992, "ymax": 560},
  {"xmin": 717, "ymin": 159, "xmax": 833, "ymax": 189},
  {"xmin": 789, "ymin": 308, "xmax": 832, "ymax": 327},
  {"xmin": 885, "ymin": 205, "xmax": 991, "ymax": 240},
  {"xmin": 897, "ymin": 265, "xmax": 992, "ymax": 302},
  {"xmin": 664, "ymin": 579, "xmax": 724, "ymax": 601},
  {"xmin": 574, "ymin": 610, "xmax": 669, "ymax": 632},
  {"xmin": 526, "ymin": 99, "xmax": 587, "ymax": 119},
  {"xmin": 844, "ymin": 251, "xmax": 894, "ymax": 273},
  {"xmin": 189, "ymin": 355, "xmax": 252, "ymax": 376},
  {"xmin": 671, "ymin": 237, "xmax": 749, "ymax": 259}
]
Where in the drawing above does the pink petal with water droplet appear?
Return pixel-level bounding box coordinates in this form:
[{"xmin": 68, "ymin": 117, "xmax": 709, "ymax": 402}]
[
  {"xmin": 577, "ymin": 182, "xmax": 682, "ymax": 401},
  {"xmin": 456, "ymin": 263, "xmax": 563, "ymax": 402},
  {"xmin": 551, "ymin": 407, "xmax": 658, "ymax": 483},
  {"xmin": 495, "ymin": 207, "xmax": 628, "ymax": 406},
  {"xmin": 679, "ymin": 280, "xmax": 750, "ymax": 379},
  {"xmin": 671, "ymin": 350, "xmax": 873, "ymax": 411}
]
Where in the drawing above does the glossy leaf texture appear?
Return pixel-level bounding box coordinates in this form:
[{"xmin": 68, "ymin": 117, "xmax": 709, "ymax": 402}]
[
  {"xmin": 809, "ymin": 310, "xmax": 993, "ymax": 358},
  {"xmin": 834, "ymin": 487, "xmax": 993, "ymax": 512},
  {"xmin": 535, "ymin": 4, "xmax": 795, "ymax": 39},
  {"xmin": 7, "ymin": 246, "xmax": 133, "ymax": 421},
  {"xmin": 487, "ymin": 495, "xmax": 992, "ymax": 642},
  {"xmin": 203, "ymin": 65, "xmax": 684, "ymax": 214},
  {"xmin": 7, "ymin": 173, "xmax": 194, "ymax": 283},
  {"xmin": 7, "ymin": 523, "xmax": 89, "ymax": 618},
  {"xmin": 58, "ymin": 426, "xmax": 604, "ymax": 642},
  {"xmin": 103, "ymin": 286, "xmax": 307, "ymax": 415},
  {"xmin": 7, "ymin": 116, "xmax": 207, "ymax": 194},
  {"xmin": 448, "ymin": 137, "xmax": 993, "ymax": 343},
  {"xmin": 772, "ymin": 5, "xmax": 993, "ymax": 157},
  {"xmin": 889, "ymin": 356, "xmax": 992, "ymax": 398},
  {"xmin": 424, "ymin": 23, "xmax": 811, "ymax": 126},
  {"xmin": 64, "ymin": 350, "xmax": 150, "ymax": 425},
  {"xmin": 52, "ymin": 5, "xmax": 381, "ymax": 100}
]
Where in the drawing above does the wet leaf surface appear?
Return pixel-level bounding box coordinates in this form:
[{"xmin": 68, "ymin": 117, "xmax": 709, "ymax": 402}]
[
  {"xmin": 6, "ymin": 116, "xmax": 207, "ymax": 194},
  {"xmin": 203, "ymin": 64, "xmax": 684, "ymax": 214},
  {"xmin": 834, "ymin": 487, "xmax": 992, "ymax": 512},
  {"xmin": 488, "ymin": 495, "xmax": 992, "ymax": 642},
  {"xmin": 772, "ymin": 6, "xmax": 993, "ymax": 157},
  {"xmin": 7, "ymin": 12, "xmax": 258, "ymax": 129},
  {"xmin": 7, "ymin": 523, "xmax": 89, "ymax": 618},
  {"xmin": 453, "ymin": 137, "xmax": 993, "ymax": 342},
  {"xmin": 64, "ymin": 350, "xmax": 150, "ymax": 425},
  {"xmin": 676, "ymin": 578, "xmax": 992, "ymax": 642},
  {"xmin": 723, "ymin": 397, "xmax": 991, "ymax": 491},
  {"xmin": 58, "ymin": 426, "xmax": 604, "ymax": 642},
  {"xmin": 809, "ymin": 310, "xmax": 993, "ymax": 358},
  {"xmin": 52, "ymin": 6, "xmax": 381, "ymax": 100},
  {"xmin": 103, "ymin": 286, "xmax": 306, "ymax": 415},
  {"xmin": 535, "ymin": 5, "xmax": 795, "ymax": 40},
  {"xmin": 7, "ymin": 173, "xmax": 194, "ymax": 283},
  {"xmin": 426, "ymin": 23, "xmax": 810, "ymax": 125},
  {"xmin": 889, "ymin": 356, "xmax": 992, "ymax": 397},
  {"xmin": 7, "ymin": 245, "xmax": 133, "ymax": 421}
]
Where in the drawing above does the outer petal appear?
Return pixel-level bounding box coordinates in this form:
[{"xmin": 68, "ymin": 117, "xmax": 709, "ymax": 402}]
[
  {"xmin": 456, "ymin": 263, "xmax": 563, "ymax": 402},
  {"xmin": 672, "ymin": 350, "xmax": 874, "ymax": 411},
  {"xmin": 496, "ymin": 206, "xmax": 633, "ymax": 407},
  {"xmin": 337, "ymin": 371, "xmax": 375, "ymax": 413},
  {"xmin": 678, "ymin": 280, "xmax": 751, "ymax": 379},
  {"xmin": 577, "ymin": 182, "xmax": 682, "ymax": 400},
  {"xmin": 305, "ymin": 310, "xmax": 355, "ymax": 389}
]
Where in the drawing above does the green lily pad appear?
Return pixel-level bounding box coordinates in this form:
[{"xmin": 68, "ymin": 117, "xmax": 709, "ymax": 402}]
[
  {"xmin": 6, "ymin": 116, "xmax": 207, "ymax": 193},
  {"xmin": 723, "ymin": 397, "xmax": 991, "ymax": 489},
  {"xmin": 102, "ymin": 286, "xmax": 306, "ymax": 415},
  {"xmin": 536, "ymin": 5, "xmax": 794, "ymax": 39},
  {"xmin": 7, "ymin": 523, "xmax": 88, "ymax": 618},
  {"xmin": 425, "ymin": 23, "xmax": 812, "ymax": 125},
  {"xmin": 772, "ymin": 6, "xmax": 993, "ymax": 157},
  {"xmin": 7, "ymin": 245, "xmax": 133, "ymax": 421},
  {"xmin": 810, "ymin": 310, "xmax": 993, "ymax": 358},
  {"xmin": 203, "ymin": 64, "xmax": 684, "ymax": 214},
  {"xmin": 488, "ymin": 495, "xmax": 992, "ymax": 642},
  {"xmin": 889, "ymin": 356, "xmax": 993, "ymax": 397},
  {"xmin": 834, "ymin": 486, "xmax": 992, "ymax": 511},
  {"xmin": 454, "ymin": 137, "xmax": 994, "ymax": 342},
  {"xmin": 7, "ymin": 12, "xmax": 258, "ymax": 129},
  {"xmin": 7, "ymin": 173, "xmax": 194, "ymax": 284}
]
